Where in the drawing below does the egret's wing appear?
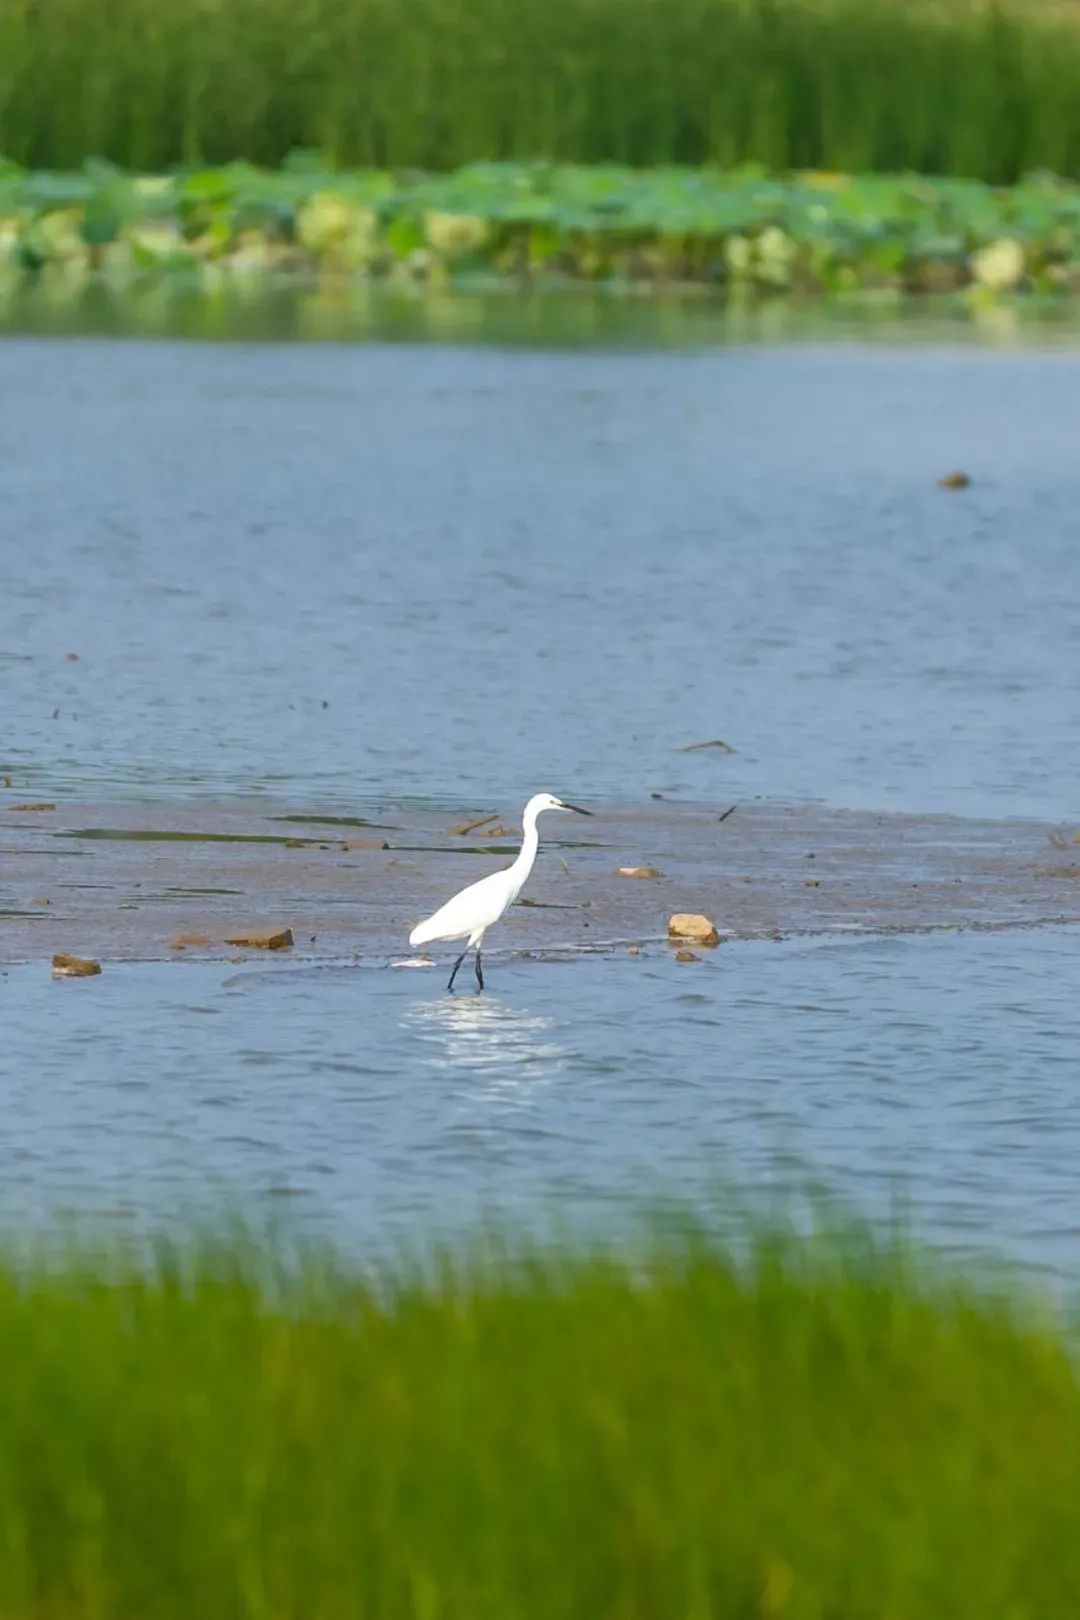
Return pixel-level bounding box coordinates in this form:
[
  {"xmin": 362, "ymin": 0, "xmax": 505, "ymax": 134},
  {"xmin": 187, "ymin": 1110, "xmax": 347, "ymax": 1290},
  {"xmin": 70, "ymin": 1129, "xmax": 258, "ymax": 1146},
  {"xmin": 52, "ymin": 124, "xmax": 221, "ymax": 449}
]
[{"xmin": 409, "ymin": 868, "xmax": 513, "ymax": 945}]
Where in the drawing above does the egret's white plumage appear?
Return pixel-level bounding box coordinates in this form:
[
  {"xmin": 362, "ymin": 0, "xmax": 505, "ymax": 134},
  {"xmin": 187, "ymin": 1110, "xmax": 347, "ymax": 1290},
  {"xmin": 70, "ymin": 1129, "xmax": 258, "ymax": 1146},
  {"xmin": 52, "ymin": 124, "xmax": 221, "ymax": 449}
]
[{"xmin": 409, "ymin": 792, "xmax": 592, "ymax": 990}]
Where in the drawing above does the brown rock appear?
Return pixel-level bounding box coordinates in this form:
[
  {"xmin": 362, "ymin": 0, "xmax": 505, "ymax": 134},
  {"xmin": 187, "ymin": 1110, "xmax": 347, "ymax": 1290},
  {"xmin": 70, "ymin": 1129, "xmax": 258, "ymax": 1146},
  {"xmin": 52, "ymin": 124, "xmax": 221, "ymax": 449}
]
[
  {"xmin": 617, "ymin": 865, "xmax": 662, "ymax": 879},
  {"xmin": 938, "ymin": 470, "xmax": 971, "ymax": 489},
  {"xmin": 668, "ymin": 912, "xmax": 720, "ymax": 946},
  {"xmin": 12, "ymin": 802, "xmax": 55, "ymax": 812},
  {"xmin": 52, "ymin": 953, "xmax": 101, "ymax": 977},
  {"xmin": 675, "ymin": 949, "xmax": 698, "ymax": 963},
  {"xmin": 171, "ymin": 933, "xmax": 211, "ymax": 949},
  {"xmin": 222, "ymin": 926, "xmax": 294, "ymax": 950}
]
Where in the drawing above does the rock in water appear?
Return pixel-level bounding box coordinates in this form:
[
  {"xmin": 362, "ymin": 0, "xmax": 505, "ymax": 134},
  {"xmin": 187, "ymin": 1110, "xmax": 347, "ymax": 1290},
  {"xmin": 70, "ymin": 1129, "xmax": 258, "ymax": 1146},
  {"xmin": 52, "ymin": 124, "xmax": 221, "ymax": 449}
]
[
  {"xmin": 617, "ymin": 866, "xmax": 662, "ymax": 879},
  {"xmin": 668, "ymin": 913, "xmax": 720, "ymax": 945},
  {"xmin": 222, "ymin": 926, "xmax": 294, "ymax": 950},
  {"xmin": 52, "ymin": 953, "xmax": 101, "ymax": 977}
]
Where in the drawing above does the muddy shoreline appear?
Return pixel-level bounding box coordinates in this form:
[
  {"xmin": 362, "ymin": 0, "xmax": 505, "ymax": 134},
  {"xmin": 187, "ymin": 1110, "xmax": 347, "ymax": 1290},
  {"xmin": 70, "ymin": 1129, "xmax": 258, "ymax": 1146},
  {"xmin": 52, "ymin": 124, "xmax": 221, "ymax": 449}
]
[{"xmin": 2, "ymin": 798, "xmax": 1079, "ymax": 968}]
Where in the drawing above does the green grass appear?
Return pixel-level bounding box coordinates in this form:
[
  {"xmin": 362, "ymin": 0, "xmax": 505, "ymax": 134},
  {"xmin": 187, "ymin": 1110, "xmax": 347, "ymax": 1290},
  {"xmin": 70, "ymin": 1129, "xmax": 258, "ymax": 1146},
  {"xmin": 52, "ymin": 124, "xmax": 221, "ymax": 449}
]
[
  {"xmin": 0, "ymin": 1223, "xmax": 1075, "ymax": 1616},
  {"xmin": 1, "ymin": 0, "xmax": 1080, "ymax": 180},
  {"xmin": 5, "ymin": 159, "xmax": 1080, "ymax": 296}
]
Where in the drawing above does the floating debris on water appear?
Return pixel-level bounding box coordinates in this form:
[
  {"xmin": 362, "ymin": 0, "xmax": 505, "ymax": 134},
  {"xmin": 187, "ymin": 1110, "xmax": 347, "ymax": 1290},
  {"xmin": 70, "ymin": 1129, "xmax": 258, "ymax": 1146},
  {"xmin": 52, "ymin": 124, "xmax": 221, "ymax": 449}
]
[{"xmin": 445, "ymin": 814, "xmax": 499, "ymax": 837}]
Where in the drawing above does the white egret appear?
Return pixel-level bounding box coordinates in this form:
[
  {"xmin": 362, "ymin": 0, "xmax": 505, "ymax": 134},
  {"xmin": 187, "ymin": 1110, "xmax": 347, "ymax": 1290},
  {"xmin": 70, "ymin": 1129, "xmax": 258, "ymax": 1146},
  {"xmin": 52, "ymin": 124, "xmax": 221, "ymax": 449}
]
[{"xmin": 409, "ymin": 793, "xmax": 592, "ymax": 991}]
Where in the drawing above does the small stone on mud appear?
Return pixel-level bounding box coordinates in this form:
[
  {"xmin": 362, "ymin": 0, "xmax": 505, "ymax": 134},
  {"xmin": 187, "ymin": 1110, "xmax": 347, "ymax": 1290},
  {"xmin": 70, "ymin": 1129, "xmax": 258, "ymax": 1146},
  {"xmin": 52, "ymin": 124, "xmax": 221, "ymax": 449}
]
[
  {"xmin": 668, "ymin": 912, "xmax": 720, "ymax": 945},
  {"xmin": 222, "ymin": 926, "xmax": 293, "ymax": 950},
  {"xmin": 12, "ymin": 803, "xmax": 55, "ymax": 812},
  {"xmin": 938, "ymin": 470, "xmax": 971, "ymax": 489},
  {"xmin": 617, "ymin": 865, "xmax": 662, "ymax": 879},
  {"xmin": 52, "ymin": 953, "xmax": 101, "ymax": 977},
  {"xmin": 675, "ymin": 949, "xmax": 698, "ymax": 963},
  {"xmin": 171, "ymin": 933, "xmax": 211, "ymax": 949}
]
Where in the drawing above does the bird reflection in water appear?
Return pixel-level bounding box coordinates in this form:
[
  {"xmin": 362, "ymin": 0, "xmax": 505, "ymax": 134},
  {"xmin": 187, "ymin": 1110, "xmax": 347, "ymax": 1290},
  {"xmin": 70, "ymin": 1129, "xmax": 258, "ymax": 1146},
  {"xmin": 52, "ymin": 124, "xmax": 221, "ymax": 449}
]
[{"xmin": 403, "ymin": 992, "xmax": 564, "ymax": 1090}]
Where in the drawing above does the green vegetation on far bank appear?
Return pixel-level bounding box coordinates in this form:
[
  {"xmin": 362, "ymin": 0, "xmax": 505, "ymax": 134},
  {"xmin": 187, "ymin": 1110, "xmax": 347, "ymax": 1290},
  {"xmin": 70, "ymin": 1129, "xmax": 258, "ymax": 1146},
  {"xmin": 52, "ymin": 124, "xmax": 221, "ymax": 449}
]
[
  {"xmin": 1, "ymin": 0, "xmax": 1080, "ymax": 182},
  {"xmin": 0, "ymin": 1226, "xmax": 1074, "ymax": 1616},
  {"xmin": 4, "ymin": 159, "xmax": 1080, "ymax": 297}
]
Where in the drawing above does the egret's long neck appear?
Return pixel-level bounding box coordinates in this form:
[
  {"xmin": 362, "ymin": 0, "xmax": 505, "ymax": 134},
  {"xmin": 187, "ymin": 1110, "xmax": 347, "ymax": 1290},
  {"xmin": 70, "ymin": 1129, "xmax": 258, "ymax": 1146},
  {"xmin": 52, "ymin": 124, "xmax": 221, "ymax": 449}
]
[{"xmin": 510, "ymin": 806, "xmax": 541, "ymax": 886}]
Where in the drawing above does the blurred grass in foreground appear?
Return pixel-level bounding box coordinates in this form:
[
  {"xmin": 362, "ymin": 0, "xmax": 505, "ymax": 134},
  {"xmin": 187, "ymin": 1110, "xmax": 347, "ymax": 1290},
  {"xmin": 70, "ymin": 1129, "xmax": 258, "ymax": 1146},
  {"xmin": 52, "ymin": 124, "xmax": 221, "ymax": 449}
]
[
  {"xmin": 1, "ymin": 0, "xmax": 1080, "ymax": 180},
  {"xmin": 0, "ymin": 1224, "xmax": 1075, "ymax": 1616}
]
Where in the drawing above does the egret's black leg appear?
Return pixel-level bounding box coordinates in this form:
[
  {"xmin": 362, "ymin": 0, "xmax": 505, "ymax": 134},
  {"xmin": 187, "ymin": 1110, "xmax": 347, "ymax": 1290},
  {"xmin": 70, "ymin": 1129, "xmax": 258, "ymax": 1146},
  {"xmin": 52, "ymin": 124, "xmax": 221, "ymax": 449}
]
[
  {"xmin": 474, "ymin": 949, "xmax": 484, "ymax": 991},
  {"xmin": 447, "ymin": 948, "xmax": 469, "ymax": 992}
]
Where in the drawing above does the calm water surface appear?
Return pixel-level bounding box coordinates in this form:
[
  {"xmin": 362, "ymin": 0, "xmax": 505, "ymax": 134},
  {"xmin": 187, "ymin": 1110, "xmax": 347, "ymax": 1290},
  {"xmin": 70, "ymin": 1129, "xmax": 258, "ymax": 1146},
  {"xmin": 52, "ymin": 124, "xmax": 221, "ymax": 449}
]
[
  {"xmin": 2, "ymin": 929, "xmax": 1079, "ymax": 1277},
  {"xmin": 3, "ymin": 317, "xmax": 1080, "ymax": 1272},
  {"xmin": 2, "ymin": 334, "xmax": 1080, "ymax": 818}
]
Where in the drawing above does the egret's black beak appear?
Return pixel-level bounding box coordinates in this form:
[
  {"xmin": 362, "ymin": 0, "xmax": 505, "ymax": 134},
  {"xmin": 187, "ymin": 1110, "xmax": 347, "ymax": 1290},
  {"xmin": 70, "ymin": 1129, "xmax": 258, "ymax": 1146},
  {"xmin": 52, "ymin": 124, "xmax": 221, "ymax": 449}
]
[{"xmin": 561, "ymin": 802, "xmax": 592, "ymax": 816}]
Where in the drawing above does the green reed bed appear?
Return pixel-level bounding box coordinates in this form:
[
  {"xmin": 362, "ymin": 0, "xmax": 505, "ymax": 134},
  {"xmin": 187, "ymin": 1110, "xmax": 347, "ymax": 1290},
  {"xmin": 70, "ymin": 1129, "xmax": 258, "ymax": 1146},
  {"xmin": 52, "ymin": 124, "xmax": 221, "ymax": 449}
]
[
  {"xmin": 1, "ymin": 0, "xmax": 1080, "ymax": 181},
  {"xmin": 0, "ymin": 1225, "xmax": 1075, "ymax": 1617},
  {"xmin": 4, "ymin": 159, "xmax": 1080, "ymax": 296}
]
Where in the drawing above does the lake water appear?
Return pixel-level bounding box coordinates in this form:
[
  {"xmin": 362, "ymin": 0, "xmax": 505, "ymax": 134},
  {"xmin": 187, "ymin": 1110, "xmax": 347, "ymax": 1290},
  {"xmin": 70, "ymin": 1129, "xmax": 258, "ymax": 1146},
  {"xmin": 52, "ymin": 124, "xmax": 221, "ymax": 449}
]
[
  {"xmin": 3, "ymin": 312, "xmax": 1080, "ymax": 1276},
  {"xmin": 3, "ymin": 929, "xmax": 1079, "ymax": 1280},
  {"xmin": 4, "ymin": 330, "xmax": 1080, "ymax": 819}
]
